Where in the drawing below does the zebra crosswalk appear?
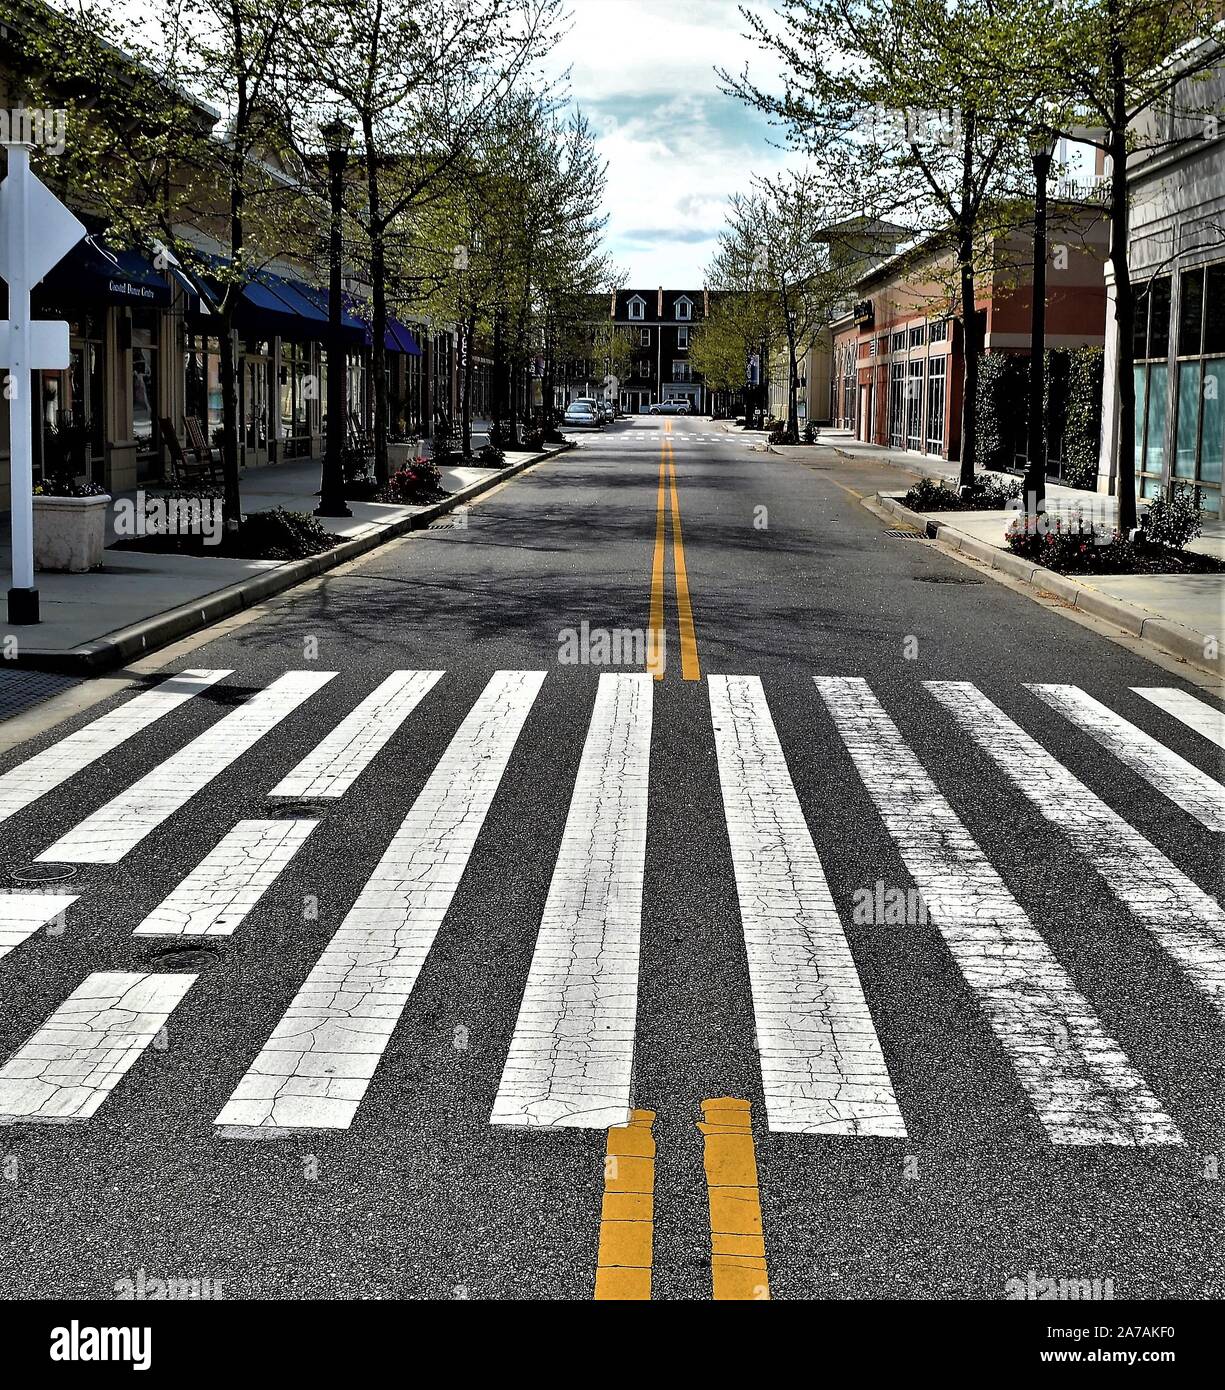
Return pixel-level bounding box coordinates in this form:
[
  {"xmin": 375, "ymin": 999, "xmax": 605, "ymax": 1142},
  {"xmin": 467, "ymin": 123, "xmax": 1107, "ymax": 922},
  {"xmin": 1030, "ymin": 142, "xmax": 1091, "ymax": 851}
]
[{"xmin": 0, "ymin": 667, "xmax": 1221, "ymax": 1146}]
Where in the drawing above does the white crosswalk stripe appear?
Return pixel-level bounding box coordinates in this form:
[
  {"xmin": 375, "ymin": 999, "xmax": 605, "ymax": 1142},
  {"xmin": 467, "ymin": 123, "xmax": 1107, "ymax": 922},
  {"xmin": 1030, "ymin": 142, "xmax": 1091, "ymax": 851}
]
[
  {"xmin": 270, "ymin": 670, "xmax": 443, "ymax": 798},
  {"xmin": 214, "ymin": 670, "xmax": 545, "ymax": 1133},
  {"xmin": 1029, "ymin": 683, "xmax": 1225, "ymax": 830},
  {"xmin": 0, "ymin": 893, "xmax": 79, "ymax": 961},
  {"xmin": 0, "ymin": 669, "xmax": 231, "ymax": 829},
  {"xmin": 710, "ymin": 674, "xmax": 906, "ymax": 1136},
  {"xmin": 1131, "ymin": 687, "xmax": 1225, "ymax": 751},
  {"xmin": 927, "ymin": 681, "xmax": 1225, "ymax": 1017},
  {"xmin": 0, "ymin": 668, "xmax": 1217, "ymax": 1143},
  {"xmin": 0, "ymin": 971, "xmax": 195, "ymax": 1122},
  {"xmin": 816, "ymin": 677, "xmax": 1180, "ymax": 1146},
  {"xmin": 491, "ymin": 673, "xmax": 652, "ymax": 1128},
  {"xmin": 38, "ymin": 671, "xmax": 335, "ymax": 865},
  {"xmin": 133, "ymin": 819, "xmax": 318, "ymax": 937}
]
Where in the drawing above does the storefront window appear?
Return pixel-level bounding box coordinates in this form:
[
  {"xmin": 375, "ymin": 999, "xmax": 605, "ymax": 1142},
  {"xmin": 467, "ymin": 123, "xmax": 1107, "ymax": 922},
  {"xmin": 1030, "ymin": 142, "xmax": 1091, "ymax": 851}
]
[
  {"xmin": 1170, "ymin": 260, "xmax": 1224, "ymax": 514},
  {"xmin": 889, "ymin": 363, "xmax": 905, "ymax": 448},
  {"xmin": 906, "ymin": 359, "xmax": 923, "ymax": 450},
  {"xmin": 926, "ymin": 358, "xmax": 947, "ymax": 454},
  {"xmin": 131, "ymin": 307, "xmax": 159, "ymax": 458},
  {"xmin": 185, "ymin": 333, "xmax": 223, "ymax": 442}
]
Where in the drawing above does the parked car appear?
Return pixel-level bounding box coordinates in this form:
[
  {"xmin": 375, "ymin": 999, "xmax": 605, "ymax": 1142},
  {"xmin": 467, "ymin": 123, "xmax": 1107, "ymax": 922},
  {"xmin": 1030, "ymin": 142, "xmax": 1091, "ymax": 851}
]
[
  {"xmin": 649, "ymin": 399, "xmax": 691, "ymax": 415},
  {"xmin": 597, "ymin": 400, "xmax": 615, "ymax": 423},
  {"xmin": 563, "ymin": 401, "xmax": 602, "ymax": 429}
]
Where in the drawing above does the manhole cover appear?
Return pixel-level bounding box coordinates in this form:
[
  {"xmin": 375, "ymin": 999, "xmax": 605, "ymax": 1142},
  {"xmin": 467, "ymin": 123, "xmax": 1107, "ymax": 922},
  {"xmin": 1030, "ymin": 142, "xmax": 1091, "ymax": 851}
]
[
  {"xmin": 145, "ymin": 943, "xmax": 219, "ymax": 971},
  {"xmin": 10, "ymin": 863, "xmax": 76, "ymax": 884}
]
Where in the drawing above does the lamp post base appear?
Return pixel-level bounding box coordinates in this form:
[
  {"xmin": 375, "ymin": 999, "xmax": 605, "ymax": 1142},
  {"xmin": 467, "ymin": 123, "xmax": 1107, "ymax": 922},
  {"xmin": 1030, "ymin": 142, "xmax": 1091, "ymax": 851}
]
[
  {"xmin": 314, "ymin": 501, "xmax": 352, "ymax": 519},
  {"xmin": 7, "ymin": 587, "xmax": 39, "ymax": 624}
]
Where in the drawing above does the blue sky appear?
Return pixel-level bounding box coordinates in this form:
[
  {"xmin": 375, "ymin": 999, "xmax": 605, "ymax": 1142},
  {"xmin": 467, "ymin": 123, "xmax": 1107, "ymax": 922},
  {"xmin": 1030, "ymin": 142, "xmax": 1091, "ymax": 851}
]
[{"xmin": 547, "ymin": 0, "xmax": 799, "ymax": 287}]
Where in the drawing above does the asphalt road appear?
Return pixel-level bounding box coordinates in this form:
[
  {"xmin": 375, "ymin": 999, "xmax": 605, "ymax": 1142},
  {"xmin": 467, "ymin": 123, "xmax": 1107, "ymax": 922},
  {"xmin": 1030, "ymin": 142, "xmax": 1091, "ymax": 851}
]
[{"xmin": 0, "ymin": 413, "xmax": 1221, "ymax": 1302}]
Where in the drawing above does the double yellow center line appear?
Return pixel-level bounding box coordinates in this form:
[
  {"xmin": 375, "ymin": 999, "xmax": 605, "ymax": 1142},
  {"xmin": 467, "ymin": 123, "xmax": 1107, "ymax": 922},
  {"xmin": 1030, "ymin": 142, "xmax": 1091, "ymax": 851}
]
[
  {"xmin": 594, "ymin": 1099, "xmax": 771, "ymax": 1300},
  {"xmin": 648, "ymin": 423, "xmax": 700, "ymax": 680}
]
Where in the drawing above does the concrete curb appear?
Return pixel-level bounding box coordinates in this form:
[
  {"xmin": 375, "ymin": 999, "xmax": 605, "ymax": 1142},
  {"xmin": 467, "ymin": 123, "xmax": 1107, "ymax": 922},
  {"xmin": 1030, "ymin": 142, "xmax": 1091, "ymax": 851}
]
[
  {"xmin": 12, "ymin": 442, "xmax": 575, "ymax": 675},
  {"xmin": 874, "ymin": 491, "xmax": 1223, "ymax": 677}
]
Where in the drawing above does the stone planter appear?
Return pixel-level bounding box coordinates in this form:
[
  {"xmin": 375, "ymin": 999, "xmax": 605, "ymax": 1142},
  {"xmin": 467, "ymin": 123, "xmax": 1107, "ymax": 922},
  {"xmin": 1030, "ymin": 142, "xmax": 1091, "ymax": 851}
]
[
  {"xmin": 33, "ymin": 493, "xmax": 111, "ymax": 573},
  {"xmin": 386, "ymin": 441, "xmax": 421, "ymax": 468}
]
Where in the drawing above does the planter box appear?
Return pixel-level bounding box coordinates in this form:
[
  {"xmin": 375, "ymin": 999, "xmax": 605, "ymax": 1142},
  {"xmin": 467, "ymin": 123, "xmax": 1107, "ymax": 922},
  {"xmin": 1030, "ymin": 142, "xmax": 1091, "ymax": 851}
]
[
  {"xmin": 386, "ymin": 442, "xmax": 422, "ymax": 467},
  {"xmin": 33, "ymin": 493, "xmax": 111, "ymax": 573}
]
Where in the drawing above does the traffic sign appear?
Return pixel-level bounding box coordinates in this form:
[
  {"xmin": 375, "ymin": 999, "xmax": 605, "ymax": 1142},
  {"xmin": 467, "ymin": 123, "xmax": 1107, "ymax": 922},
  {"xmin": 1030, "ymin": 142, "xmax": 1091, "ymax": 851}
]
[{"xmin": 0, "ymin": 142, "xmax": 88, "ymax": 624}]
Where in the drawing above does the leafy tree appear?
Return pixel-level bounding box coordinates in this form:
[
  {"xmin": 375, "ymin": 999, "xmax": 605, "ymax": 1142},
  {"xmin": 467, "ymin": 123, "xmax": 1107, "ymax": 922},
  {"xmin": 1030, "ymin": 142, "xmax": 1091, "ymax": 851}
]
[
  {"xmin": 288, "ymin": 0, "xmax": 563, "ymax": 481},
  {"xmin": 723, "ymin": 0, "xmax": 1042, "ymax": 479},
  {"xmin": 1028, "ymin": 0, "xmax": 1225, "ymax": 531}
]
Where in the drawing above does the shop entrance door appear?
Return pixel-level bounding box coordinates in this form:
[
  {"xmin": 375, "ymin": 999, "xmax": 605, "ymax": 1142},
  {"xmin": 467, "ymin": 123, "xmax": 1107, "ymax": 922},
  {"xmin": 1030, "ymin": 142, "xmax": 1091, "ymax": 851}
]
[{"xmin": 242, "ymin": 352, "xmax": 271, "ymax": 468}]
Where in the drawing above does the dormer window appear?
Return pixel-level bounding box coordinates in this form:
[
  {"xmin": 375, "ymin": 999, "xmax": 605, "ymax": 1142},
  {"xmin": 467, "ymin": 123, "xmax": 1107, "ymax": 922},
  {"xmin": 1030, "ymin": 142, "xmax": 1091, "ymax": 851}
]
[
  {"xmin": 675, "ymin": 296, "xmax": 693, "ymax": 321},
  {"xmin": 628, "ymin": 295, "xmax": 646, "ymax": 321}
]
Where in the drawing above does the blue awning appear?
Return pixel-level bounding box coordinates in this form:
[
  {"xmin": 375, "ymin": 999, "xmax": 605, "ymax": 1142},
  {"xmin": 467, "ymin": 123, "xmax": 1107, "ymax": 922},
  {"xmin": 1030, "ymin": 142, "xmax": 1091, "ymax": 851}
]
[{"xmin": 38, "ymin": 234, "xmax": 171, "ymax": 307}]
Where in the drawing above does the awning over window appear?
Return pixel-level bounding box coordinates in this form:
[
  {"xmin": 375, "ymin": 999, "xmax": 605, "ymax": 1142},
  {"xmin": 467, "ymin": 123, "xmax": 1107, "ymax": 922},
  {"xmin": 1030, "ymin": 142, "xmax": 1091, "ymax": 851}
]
[{"xmin": 38, "ymin": 235, "xmax": 172, "ymax": 308}]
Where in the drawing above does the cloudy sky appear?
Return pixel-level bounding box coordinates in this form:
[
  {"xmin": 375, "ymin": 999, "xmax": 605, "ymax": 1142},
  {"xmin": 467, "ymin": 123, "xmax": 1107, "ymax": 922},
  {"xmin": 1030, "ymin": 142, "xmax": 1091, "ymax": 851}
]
[{"xmin": 545, "ymin": 0, "xmax": 798, "ymax": 289}]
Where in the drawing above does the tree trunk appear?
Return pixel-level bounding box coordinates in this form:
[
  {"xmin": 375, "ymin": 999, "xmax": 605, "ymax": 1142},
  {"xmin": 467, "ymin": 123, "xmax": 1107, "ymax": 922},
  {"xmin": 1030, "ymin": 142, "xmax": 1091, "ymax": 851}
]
[
  {"xmin": 786, "ymin": 328, "xmax": 799, "ymax": 442},
  {"xmin": 361, "ymin": 122, "xmax": 392, "ymax": 485},
  {"xmin": 461, "ymin": 310, "xmax": 475, "ymax": 457},
  {"xmin": 1109, "ymin": 40, "xmax": 1138, "ymax": 535},
  {"xmin": 491, "ymin": 303, "xmax": 505, "ymax": 445},
  {"xmin": 219, "ymin": 319, "xmax": 241, "ymax": 532},
  {"xmin": 957, "ymin": 223, "xmax": 980, "ymax": 488},
  {"xmin": 220, "ymin": 159, "xmax": 244, "ymax": 532}
]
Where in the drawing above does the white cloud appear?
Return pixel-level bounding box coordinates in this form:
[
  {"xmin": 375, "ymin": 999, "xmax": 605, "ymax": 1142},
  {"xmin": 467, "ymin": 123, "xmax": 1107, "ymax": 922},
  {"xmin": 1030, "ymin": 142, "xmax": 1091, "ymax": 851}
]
[{"xmin": 548, "ymin": 0, "xmax": 802, "ymax": 285}]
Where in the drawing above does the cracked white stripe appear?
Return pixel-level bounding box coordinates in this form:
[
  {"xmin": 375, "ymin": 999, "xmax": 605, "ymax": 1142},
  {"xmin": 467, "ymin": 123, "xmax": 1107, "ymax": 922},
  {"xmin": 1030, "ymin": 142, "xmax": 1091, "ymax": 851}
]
[
  {"xmin": 1029, "ymin": 683, "xmax": 1225, "ymax": 831},
  {"xmin": 0, "ymin": 894, "xmax": 79, "ymax": 962},
  {"xmin": 0, "ymin": 669, "xmax": 231, "ymax": 828},
  {"xmin": 133, "ymin": 819, "xmax": 318, "ymax": 937},
  {"xmin": 215, "ymin": 669, "xmax": 546, "ymax": 1132},
  {"xmin": 1131, "ymin": 687, "xmax": 1225, "ymax": 751},
  {"xmin": 817, "ymin": 677, "xmax": 1180, "ymax": 1146},
  {"xmin": 709, "ymin": 674, "xmax": 906, "ymax": 1137},
  {"xmin": 927, "ymin": 681, "xmax": 1225, "ymax": 1016},
  {"xmin": 0, "ymin": 971, "xmax": 195, "ymax": 1122},
  {"xmin": 270, "ymin": 670, "xmax": 444, "ymax": 798},
  {"xmin": 39, "ymin": 671, "xmax": 336, "ymax": 864},
  {"xmin": 491, "ymin": 673, "xmax": 651, "ymax": 1128}
]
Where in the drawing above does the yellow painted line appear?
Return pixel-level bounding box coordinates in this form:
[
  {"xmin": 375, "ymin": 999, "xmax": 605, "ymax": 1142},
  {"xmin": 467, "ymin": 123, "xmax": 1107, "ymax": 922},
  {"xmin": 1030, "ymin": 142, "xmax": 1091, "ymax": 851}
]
[
  {"xmin": 593, "ymin": 1109, "xmax": 656, "ymax": 1300},
  {"xmin": 698, "ymin": 1098, "xmax": 770, "ymax": 1300},
  {"xmin": 648, "ymin": 448, "xmax": 668, "ymax": 679},
  {"xmin": 666, "ymin": 442, "xmax": 701, "ymax": 681}
]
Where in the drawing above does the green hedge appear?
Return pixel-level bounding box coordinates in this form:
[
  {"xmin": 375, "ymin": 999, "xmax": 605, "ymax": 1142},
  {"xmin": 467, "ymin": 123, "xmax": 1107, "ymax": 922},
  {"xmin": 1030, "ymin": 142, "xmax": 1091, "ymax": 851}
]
[{"xmin": 975, "ymin": 347, "xmax": 1103, "ymax": 489}]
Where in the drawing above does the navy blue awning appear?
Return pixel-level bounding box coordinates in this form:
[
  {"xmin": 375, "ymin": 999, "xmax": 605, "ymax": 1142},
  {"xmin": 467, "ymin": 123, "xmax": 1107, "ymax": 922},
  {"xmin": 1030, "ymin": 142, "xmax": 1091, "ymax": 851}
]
[{"xmin": 38, "ymin": 235, "xmax": 171, "ymax": 307}]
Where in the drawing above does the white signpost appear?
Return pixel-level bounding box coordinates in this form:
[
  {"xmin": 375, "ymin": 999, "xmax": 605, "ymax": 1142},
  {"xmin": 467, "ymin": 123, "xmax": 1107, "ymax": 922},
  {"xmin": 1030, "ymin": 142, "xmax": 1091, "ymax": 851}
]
[{"xmin": 0, "ymin": 142, "xmax": 86, "ymax": 624}]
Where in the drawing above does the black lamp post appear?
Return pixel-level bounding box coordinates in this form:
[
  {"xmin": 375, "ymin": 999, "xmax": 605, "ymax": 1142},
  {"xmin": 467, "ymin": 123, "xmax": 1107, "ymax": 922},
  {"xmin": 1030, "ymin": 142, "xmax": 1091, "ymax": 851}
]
[
  {"xmin": 317, "ymin": 116, "xmax": 353, "ymax": 518},
  {"xmin": 1025, "ymin": 130, "xmax": 1058, "ymax": 518}
]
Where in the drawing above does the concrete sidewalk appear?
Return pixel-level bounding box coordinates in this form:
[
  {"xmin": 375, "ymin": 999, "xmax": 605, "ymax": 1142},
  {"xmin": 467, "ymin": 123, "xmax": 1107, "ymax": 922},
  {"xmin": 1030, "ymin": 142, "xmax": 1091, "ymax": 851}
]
[
  {"xmin": 748, "ymin": 428, "xmax": 1224, "ymax": 674},
  {"xmin": 1, "ymin": 444, "xmax": 563, "ymax": 672}
]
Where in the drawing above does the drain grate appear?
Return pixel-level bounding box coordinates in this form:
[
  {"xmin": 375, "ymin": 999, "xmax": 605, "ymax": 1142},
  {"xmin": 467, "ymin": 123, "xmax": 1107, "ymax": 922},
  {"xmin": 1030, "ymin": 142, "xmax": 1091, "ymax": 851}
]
[
  {"xmin": 10, "ymin": 863, "xmax": 76, "ymax": 885},
  {"xmin": 882, "ymin": 528, "xmax": 929, "ymax": 539},
  {"xmin": 144, "ymin": 942, "xmax": 220, "ymax": 971}
]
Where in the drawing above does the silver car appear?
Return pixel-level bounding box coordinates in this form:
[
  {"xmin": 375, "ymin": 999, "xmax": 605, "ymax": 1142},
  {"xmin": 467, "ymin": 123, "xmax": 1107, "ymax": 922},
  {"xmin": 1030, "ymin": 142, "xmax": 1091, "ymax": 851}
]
[
  {"xmin": 563, "ymin": 401, "xmax": 602, "ymax": 429},
  {"xmin": 649, "ymin": 399, "xmax": 691, "ymax": 415}
]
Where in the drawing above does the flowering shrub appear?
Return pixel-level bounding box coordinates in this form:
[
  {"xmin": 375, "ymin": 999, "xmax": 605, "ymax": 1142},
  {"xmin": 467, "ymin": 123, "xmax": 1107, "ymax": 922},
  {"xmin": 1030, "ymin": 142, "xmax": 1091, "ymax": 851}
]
[
  {"xmin": 477, "ymin": 443, "xmax": 506, "ymax": 467},
  {"xmin": 1144, "ymin": 485, "xmax": 1202, "ymax": 552},
  {"xmin": 1005, "ymin": 505, "xmax": 1222, "ymax": 575},
  {"xmin": 34, "ymin": 474, "xmax": 107, "ymax": 498},
  {"xmin": 905, "ymin": 474, "xmax": 1022, "ymax": 511},
  {"xmin": 378, "ymin": 460, "xmax": 446, "ymax": 504}
]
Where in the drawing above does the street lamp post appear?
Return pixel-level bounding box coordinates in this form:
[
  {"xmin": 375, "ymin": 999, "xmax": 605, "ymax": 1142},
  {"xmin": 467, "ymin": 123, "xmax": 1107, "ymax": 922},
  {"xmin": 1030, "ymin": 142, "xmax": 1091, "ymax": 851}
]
[
  {"xmin": 1025, "ymin": 131, "xmax": 1058, "ymax": 518},
  {"xmin": 317, "ymin": 116, "xmax": 353, "ymax": 519}
]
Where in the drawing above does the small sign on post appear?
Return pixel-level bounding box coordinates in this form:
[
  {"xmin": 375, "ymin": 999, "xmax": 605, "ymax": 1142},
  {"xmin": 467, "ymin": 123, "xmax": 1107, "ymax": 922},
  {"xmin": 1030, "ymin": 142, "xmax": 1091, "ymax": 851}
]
[{"xmin": 0, "ymin": 142, "xmax": 86, "ymax": 624}]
